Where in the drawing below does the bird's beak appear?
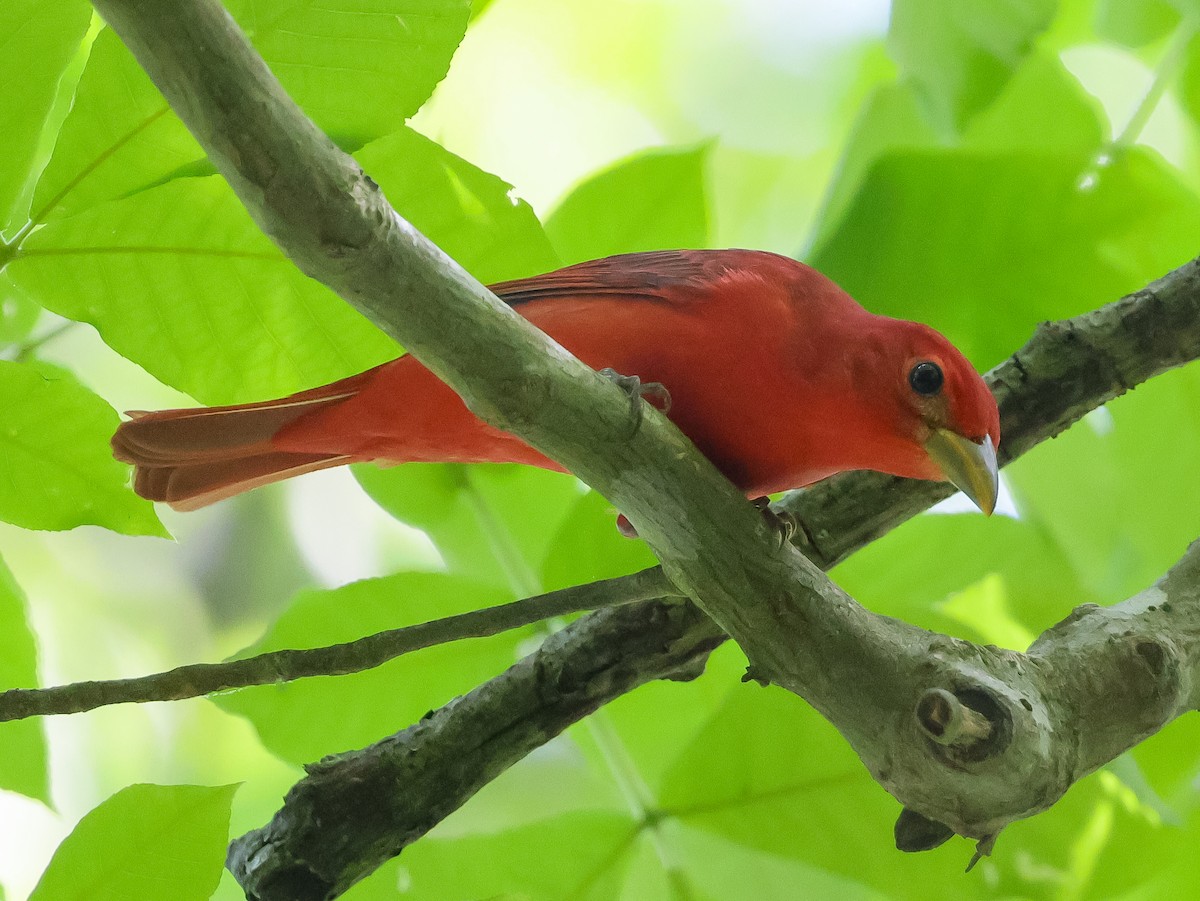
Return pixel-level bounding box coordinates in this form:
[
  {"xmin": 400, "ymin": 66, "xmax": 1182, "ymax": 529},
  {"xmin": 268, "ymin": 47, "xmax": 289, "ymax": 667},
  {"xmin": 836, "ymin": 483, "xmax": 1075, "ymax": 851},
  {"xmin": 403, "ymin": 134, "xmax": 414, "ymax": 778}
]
[{"xmin": 924, "ymin": 430, "xmax": 999, "ymax": 516}]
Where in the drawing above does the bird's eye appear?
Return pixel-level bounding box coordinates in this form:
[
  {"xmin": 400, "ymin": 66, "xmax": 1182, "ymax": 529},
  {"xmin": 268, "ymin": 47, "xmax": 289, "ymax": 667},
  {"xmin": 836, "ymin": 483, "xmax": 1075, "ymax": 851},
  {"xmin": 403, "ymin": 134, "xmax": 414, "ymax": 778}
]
[{"xmin": 909, "ymin": 361, "xmax": 943, "ymax": 396}]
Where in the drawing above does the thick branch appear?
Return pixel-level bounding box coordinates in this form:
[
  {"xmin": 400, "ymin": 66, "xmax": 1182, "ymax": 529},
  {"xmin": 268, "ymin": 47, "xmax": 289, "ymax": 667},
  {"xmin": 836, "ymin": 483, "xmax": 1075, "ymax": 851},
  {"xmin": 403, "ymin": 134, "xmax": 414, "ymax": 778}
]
[
  {"xmin": 227, "ymin": 599, "xmax": 724, "ymax": 901},
  {"xmin": 872, "ymin": 538, "xmax": 1200, "ymax": 842},
  {"xmin": 232, "ymin": 259, "xmax": 1200, "ymax": 897}
]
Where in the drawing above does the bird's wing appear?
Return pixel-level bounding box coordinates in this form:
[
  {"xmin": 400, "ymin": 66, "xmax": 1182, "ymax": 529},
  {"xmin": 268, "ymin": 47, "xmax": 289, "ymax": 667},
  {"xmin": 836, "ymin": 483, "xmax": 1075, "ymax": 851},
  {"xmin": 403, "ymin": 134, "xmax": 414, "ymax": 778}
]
[{"xmin": 489, "ymin": 250, "xmax": 770, "ymax": 306}]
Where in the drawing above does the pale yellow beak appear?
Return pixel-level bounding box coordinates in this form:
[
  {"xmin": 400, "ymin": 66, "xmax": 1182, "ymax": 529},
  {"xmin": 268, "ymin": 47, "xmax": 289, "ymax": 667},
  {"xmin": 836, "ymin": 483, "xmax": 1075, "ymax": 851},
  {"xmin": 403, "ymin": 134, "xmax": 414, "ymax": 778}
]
[{"xmin": 924, "ymin": 430, "xmax": 999, "ymax": 516}]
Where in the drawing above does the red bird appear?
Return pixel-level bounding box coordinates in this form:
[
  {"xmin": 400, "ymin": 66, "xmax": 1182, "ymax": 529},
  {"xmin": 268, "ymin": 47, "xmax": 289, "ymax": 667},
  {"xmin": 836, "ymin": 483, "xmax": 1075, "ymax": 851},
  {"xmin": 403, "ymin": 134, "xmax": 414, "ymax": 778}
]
[{"xmin": 112, "ymin": 250, "xmax": 1000, "ymax": 515}]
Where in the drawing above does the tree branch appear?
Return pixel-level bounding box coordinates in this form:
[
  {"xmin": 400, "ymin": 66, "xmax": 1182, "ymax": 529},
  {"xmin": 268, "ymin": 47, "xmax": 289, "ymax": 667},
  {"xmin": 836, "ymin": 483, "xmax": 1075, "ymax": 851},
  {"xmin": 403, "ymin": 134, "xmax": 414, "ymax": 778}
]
[
  {"xmin": 10, "ymin": 255, "xmax": 1197, "ymax": 722},
  {"xmin": 230, "ymin": 598, "xmax": 725, "ymax": 901},
  {"xmin": 230, "ymin": 258, "xmax": 1200, "ymax": 898},
  {"xmin": 82, "ymin": 0, "xmax": 1200, "ymax": 898},
  {"xmin": 0, "ymin": 568, "xmax": 675, "ymax": 721},
  {"xmin": 230, "ymin": 541, "xmax": 1200, "ymax": 899}
]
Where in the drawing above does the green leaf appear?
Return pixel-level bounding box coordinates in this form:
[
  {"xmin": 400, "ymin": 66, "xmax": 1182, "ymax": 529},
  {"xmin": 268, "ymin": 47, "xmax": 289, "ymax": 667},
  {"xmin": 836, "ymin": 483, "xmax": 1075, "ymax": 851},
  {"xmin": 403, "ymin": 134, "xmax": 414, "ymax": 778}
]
[
  {"xmin": 1041, "ymin": 0, "xmax": 1105, "ymax": 48},
  {"xmin": 568, "ymin": 643, "xmax": 747, "ymax": 798},
  {"xmin": 0, "ymin": 555, "xmax": 48, "ymax": 804},
  {"xmin": 664, "ymin": 822, "xmax": 891, "ymax": 901},
  {"xmin": 30, "ymin": 2, "xmax": 470, "ymax": 223},
  {"xmin": 539, "ymin": 491, "xmax": 740, "ymax": 796},
  {"xmin": 1005, "ymin": 363, "xmax": 1200, "ymax": 602},
  {"xmin": 419, "ymin": 732, "xmax": 625, "ymax": 836},
  {"xmin": 961, "ymin": 54, "xmax": 1105, "ymax": 151},
  {"xmin": 617, "ymin": 829, "xmax": 717, "ymax": 901},
  {"xmin": 833, "ymin": 514, "xmax": 1093, "ymax": 639},
  {"xmin": 1128, "ymin": 714, "xmax": 1200, "ymax": 810},
  {"xmin": 1082, "ymin": 800, "xmax": 1200, "ymax": 900},
  {"xmin": 356, "ymin": 463, "xmax": 582, "ymax": 589},
  {"xmin": 540, "ymin": 489, "xmax": 657, "ymax": 592},
  {"xmin": 936, "ymin": 573, "xmax": 1037, "ymax": 650},
  {"xmin": 9, "ymin": 128, "xmax": 554, "ymax": 404},
  {"xmin": 662, "ymin": 679, "xmax": 1189, "ymax": 899},
  {"xmin": 989, "ymin": 767, "xmax": 1200, "ymax": 899},
  {"xmin": 225, "ymin": 0, "xmax": 470, "ymax": 146},
  {"xmin": 1181, "ymin": 32, "xmax": 1200, "ymax": 128},
  {"xmin": 11, "ymin": 177, "xmax": 399, "ymax": 404},
  {"xmin": 29, "ymin": 783, "xmax": 238, "ymax": 901},
  {"xmin": 888, "ymin": 0, "xmax": 1056, "ymax": 135},
  {"xmin": 0, "ymin": 360, "xmax": 165, "ymax": 534},
  {"xmin": 1095, "ymin": 0, "xmax": 1182, "ymax": 47},
  {"xmin": 544, "ymin": 145, "xmax": 711, "ymax": 266},
  {"xmin": 814, "ymin": 52, "xmax": 1103, "ymax": 247},
  {"xmin": 0, "ymin": 0, "xmax": 91, "ymax": 232},
  {"xmin": 811, "ymin": 148, "xmax": 1200, "ymax": 370},
  {"xmin": 357, "ymin": 125, "xmax": 558, "ymax": 285},
  {"xmin": 468, "ymin": 0, "xmax": 495, "ymax": 20},
  {"xmin": 26, "ymin": 28, "xmax": 200, "ymax": 227},
  {"xmin": 0, "ymin": 281, "xmax": 41, "ymax": 346},
  {"xmin": 811, "ymin": 83, "xmax": 938, "ymax": 249},
  {"xmin": 215, "ymin": 572, "xmax": 532, "ymax": 764},
  {"xmin": 1105, "ymin": 754, "xmax": 1182, "ymax": 826},
  {"xmin": 344, "ymin": 812, "xmax": 636, "ymax": 900},
  {"xmin": 659, "ymin": 686, "xmax": 974, "ymax": 899}
]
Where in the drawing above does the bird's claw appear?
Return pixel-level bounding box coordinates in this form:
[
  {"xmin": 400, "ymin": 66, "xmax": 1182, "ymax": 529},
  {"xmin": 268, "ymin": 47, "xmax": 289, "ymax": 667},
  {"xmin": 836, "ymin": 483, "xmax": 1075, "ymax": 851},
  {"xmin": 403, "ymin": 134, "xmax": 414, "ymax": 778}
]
[
  {"xmin": 637, "ymin": 381, "xmax": 672, "ymax": 413},
  {"xmin": 600, "ymin": 367, "xmax": 670, "ymax": 539},
  {"xmin": 615, "ymin": 512, "xmax": 639, "ymax": 539},
  {"xmin": 600, "ymin": 368, "xmax": 672, "ymax": 436}
]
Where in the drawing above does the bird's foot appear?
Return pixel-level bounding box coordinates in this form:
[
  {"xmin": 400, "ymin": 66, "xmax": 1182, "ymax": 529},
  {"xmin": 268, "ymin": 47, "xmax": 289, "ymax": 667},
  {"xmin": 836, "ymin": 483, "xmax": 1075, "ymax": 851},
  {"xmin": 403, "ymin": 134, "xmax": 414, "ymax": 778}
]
[
  {"xmin": 616, "ymin": 513, "xmax": 639, "ymax": 539},
  {"xmin": 620, "ymin": 499, "xmax": 815, "ymax": 550},
  {"xmin": 599, "ymin": 368, "xmax": 672, "ymax": 435}
]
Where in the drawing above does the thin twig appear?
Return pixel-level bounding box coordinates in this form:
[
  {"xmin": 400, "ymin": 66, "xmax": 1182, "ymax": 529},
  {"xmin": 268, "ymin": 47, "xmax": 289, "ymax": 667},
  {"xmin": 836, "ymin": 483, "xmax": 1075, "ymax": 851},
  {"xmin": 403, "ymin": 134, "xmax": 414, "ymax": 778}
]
[{"xmin": 0, "ymin": 566, "xmax": 677, "ymax": 721}]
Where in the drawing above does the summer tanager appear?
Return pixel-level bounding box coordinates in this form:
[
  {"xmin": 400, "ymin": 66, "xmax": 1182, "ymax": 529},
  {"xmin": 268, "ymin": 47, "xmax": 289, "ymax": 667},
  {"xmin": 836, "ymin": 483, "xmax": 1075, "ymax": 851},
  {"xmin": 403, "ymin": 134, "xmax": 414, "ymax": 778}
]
[{"xmin": 112, "ymin": 250, "xmax": 1000, "ymax": 515}]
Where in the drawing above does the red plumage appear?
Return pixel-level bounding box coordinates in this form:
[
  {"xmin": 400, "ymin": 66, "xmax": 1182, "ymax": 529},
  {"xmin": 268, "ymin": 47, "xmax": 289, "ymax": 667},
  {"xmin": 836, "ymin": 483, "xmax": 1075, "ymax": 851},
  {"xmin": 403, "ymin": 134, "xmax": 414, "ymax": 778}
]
[{"xmin": 112, "ymin": 250, "xmax": 1000, "ymax": 512}]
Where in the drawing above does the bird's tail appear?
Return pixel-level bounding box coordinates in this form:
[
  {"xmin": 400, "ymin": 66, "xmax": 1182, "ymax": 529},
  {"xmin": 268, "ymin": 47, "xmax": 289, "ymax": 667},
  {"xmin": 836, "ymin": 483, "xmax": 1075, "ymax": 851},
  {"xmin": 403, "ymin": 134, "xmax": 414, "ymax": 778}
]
[{"xmin": 111, "ymin": 376, "xmax": 370, "ymax": 511}]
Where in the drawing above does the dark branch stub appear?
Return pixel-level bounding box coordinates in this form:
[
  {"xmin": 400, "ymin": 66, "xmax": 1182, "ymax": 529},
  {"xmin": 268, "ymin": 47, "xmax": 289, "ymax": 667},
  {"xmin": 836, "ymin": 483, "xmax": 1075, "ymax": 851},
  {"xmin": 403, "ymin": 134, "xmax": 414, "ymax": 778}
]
[
  {"xmin": 894, "ymin": 807, "xmax": 954, "ymax": 852},
  {"xmin": 894, "ymin": 809, "xmax": 1000, "ymax": 870}
]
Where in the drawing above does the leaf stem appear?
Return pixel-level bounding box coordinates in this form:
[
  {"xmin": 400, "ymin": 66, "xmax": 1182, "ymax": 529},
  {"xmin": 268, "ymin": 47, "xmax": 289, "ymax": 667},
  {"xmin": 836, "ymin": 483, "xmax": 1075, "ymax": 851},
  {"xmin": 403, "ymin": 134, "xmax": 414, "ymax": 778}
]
[
  {"xmin": 15, "ymin": 321, "xmax": 77, "ymax": 363},
  {"xmin": 459, "ymin": 466, "xmax": 544, "ymax": 599},
  {"xmin": 1114, "ymin": 16, "xmax": 1200, "ymax": 149},
  {"xmin": 460, "ymin": 468, "xmax": 675, "ymax": 875}
]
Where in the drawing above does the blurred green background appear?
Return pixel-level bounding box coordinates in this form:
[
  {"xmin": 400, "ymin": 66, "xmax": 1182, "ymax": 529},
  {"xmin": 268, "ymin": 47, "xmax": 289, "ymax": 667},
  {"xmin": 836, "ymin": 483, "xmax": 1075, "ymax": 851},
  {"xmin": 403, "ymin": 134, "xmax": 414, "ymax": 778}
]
[{"xmin": 2, "ymin": 0, "xmax": 1200, "ymax": 898}]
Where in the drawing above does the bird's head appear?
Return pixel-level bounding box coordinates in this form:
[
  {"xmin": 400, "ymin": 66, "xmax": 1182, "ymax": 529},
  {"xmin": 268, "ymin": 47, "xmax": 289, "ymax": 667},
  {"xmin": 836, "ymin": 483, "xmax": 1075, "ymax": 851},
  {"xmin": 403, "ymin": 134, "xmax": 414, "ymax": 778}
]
[{"xmin": 859, "ymin": 319, "xmax": 1001, "ymax": 514}]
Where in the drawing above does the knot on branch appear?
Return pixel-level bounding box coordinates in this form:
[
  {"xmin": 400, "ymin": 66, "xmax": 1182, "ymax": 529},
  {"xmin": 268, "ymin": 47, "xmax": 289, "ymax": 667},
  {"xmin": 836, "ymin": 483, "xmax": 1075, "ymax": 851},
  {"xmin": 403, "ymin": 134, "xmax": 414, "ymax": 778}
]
[
  {"xmin": 868, "ymin": 656, "xmax": 1072, "ymax": 843},
  {"xmin": 1133, "ymin": 638, "xmax": 1168, "ymax": 678},
  {"xmin": 1103, "ymin": 631, "xmax": 1183, "ymax": 733},
  {"xmin": 914, "ymin": 687, "xmax": 1002, "ymax": 761}
]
